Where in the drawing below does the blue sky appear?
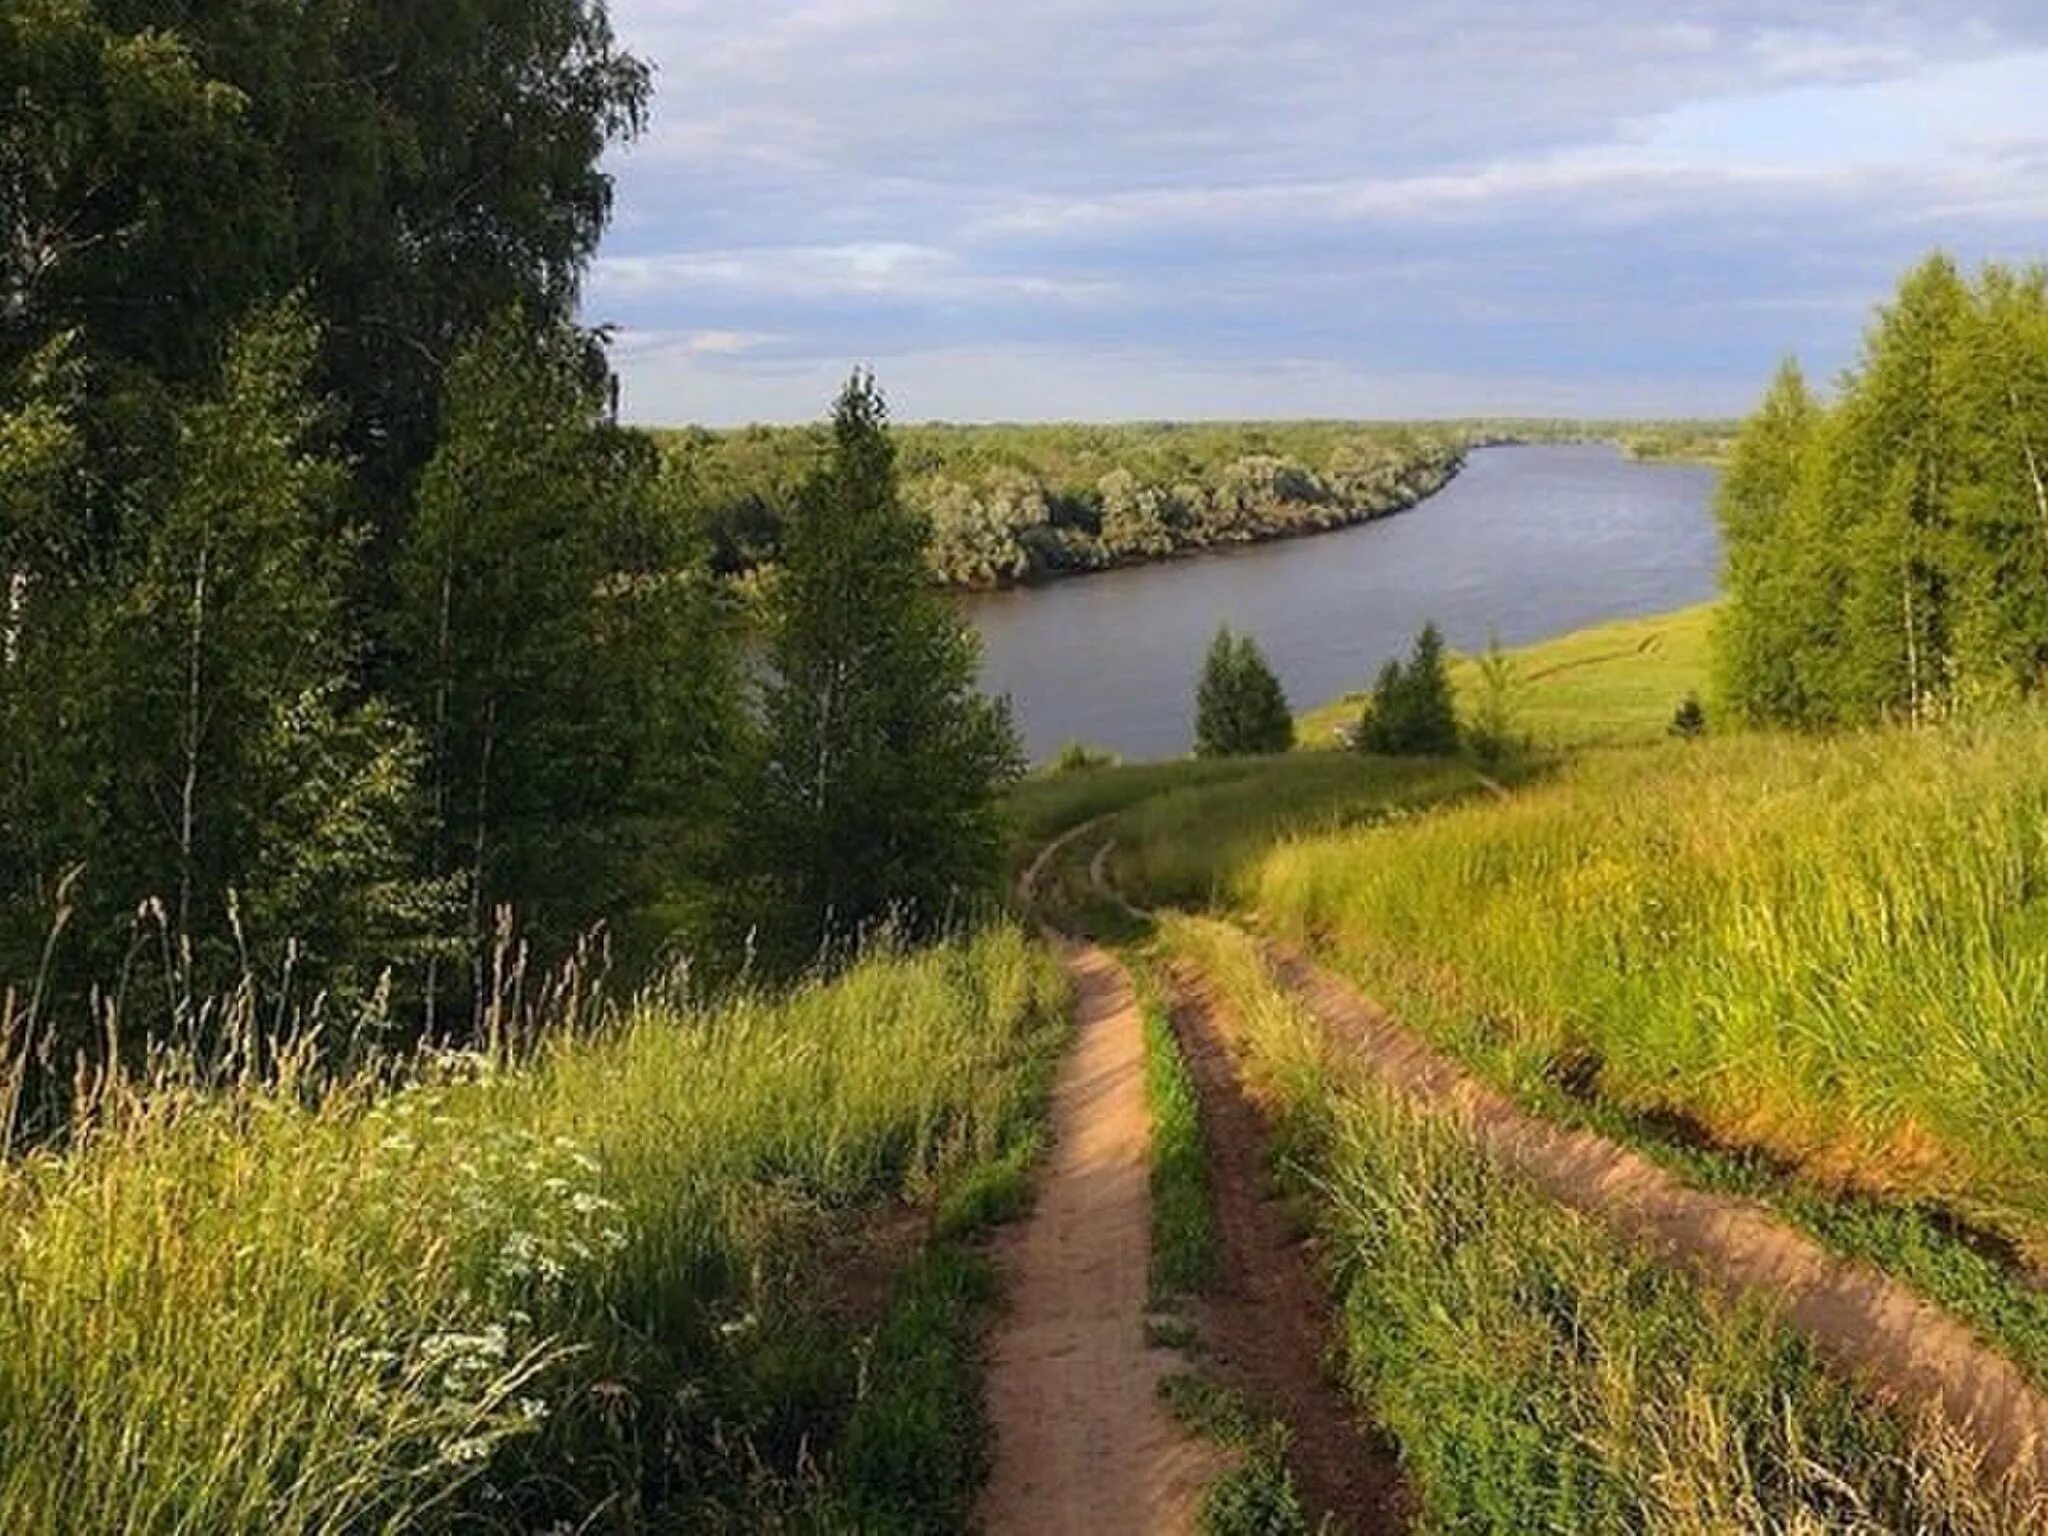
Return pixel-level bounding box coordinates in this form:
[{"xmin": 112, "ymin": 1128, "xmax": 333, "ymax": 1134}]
[{"xmin": 589, "ymin": 1, "xmax": 2048, "ymax": 425}]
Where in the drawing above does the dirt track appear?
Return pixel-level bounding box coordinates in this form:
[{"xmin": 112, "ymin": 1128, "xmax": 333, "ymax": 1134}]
[
  {"xmin": 1268, "ymin": 940, "xmax": 2048, "ymax": 1494},
  {"xmin": 1164, "ymin": 962, "xmax": 1411, "ymax": 1532},
  {"xmin": 978, "ymin": 939, "xmax": 1224, "ymax": 1533}
]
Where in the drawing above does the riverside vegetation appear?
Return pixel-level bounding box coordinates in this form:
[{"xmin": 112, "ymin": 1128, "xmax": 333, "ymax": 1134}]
[{"xmin": 8, "ymin": 4, "xmax": 2048, "ymax": 1524}]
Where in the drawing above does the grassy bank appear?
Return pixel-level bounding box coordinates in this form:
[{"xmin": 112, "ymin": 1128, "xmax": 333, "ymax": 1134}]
[
  {"xmin": 1163, "ymin": 915, "xmax": 2019, "ymax": 1533},
  {"xmin": 1246, "ymin": 714, "xmax": 2048, "ymax": 1250},
  {"xmin": 0, "ymin": 927, "xmax": 1066, "ymax": 1533},
  {"xmin": 1298, "ymin": 602, "xmax": 1719, "ymax": 751}
]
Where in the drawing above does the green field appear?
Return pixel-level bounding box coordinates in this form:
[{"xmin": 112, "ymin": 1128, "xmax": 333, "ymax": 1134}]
[
  {"xmin": 0, "ymin": 928, "xmax": 1065, "ymax": 1532},
  {"xmin": 1297, "ymin": 602, "xmax": 1719, "ymax": 750}
]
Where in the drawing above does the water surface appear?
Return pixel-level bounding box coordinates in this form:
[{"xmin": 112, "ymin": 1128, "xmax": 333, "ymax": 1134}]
[{"xmin": 960, "ymin": 444, "xmax": 1721, "ymax": 761}]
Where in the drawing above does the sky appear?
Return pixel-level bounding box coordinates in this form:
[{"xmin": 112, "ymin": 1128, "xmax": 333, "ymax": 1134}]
[{"xmin": 588, "ymin": 1, "xmax": 2048, "ymax": 426}]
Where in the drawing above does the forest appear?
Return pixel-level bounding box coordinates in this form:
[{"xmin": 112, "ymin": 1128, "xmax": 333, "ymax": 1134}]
[
  {"xmin": 1716, "ymin": 255, "xmax": 2048, "ymax": 727},
  {"xmin": 663, "ymin": 420, "xmax": 1467, "ymax": 588},
  {"xmin": 0, "ymin": 1, "xmax": 1015, "ymax": 1133}
]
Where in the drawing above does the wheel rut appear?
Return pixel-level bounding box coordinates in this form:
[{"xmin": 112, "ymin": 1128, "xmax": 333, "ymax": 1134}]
[
  {"xmin": 1163, "ymin": 960, "xmax": 1412, "ymax": 1532},
  {"xmin": 1264, "ymin": 937, "xmax": 2048, "ymax": 1497}
]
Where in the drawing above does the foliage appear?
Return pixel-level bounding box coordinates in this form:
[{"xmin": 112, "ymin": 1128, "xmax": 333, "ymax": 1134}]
[
  {"xmin": 743, "ymin": 374, "xmax": 1024, "ymax": 968},
  {"xmin": 1464, "ymin": 631, "xmax": 1526, "ymax": 765},
  {"xmin": 665, "ymin": 421, "xmax": 1466, "ymax": 587},
  {"xmin": 1195, "ymin": 626, "xmax": 1295, "ymax": 757},
  {"xmin": 1053, "ymin": 740, "xmax": 1121, "ymax": 773},
  {"xmin": 1164, "ymin": 916, "xmax": 2020, "ymax": 1535},
  {"xmin": 1356, "ymin": 622, "xmax": 1459, "ymax": 755},
  {"xmin": 398, "ymin": 311, "xmax": 737, "ymax": 999},
  {"xmin": 1716, "ymin": 255, "xmax": 2048, "ymax": 726},
  {"xmin": 0, "ymin": 2, "xmax": 687, "ymax": 1093},
  {"xmin": 3, "ymin": 0, "xmax": 650, "ymax": 509},
  {"xmin": 0, "ymin": 923, "xmax": 1066, "ymax": 1532}
]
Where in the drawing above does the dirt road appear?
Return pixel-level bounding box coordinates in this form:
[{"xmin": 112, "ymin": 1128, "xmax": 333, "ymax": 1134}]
[{"xmin": 978, "ymin": 939, "xmax": 1225, "ymax": 1533}]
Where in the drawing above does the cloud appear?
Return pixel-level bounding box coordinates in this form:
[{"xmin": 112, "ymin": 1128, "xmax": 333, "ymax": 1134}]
[{"xmin": 591, "ymin": 0, "xmax": 2048, "ymax": 422}]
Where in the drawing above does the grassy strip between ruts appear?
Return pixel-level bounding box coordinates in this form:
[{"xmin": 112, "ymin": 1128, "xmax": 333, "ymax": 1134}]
[
  {"xmin": 1138, "ymin": 979, "xmax": 1217, "ymax": 1307},
  {"xmin": 0, "ymin": 924, "xmax": 1068, "ymax": 1534},
  {"xmin": 1159, "ymin": 913, "xmax": 2028, "ymax": 1534}
]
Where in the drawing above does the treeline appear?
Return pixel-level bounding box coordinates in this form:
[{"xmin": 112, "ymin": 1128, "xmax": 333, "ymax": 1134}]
[
  {"xmin": 0, "ymin": 4, "xmax": 1014, "ymax": 1129},
  {"xmin": 1717, "ymin": 255, "xmax": 2048, "ymax": 727},
  {"xmin": 665, "ymin": 421, "xmax": 1466, "ymax": 588}
]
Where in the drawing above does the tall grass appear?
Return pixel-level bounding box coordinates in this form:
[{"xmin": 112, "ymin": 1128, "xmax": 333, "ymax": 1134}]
[
  {"xmin": 0, "ymin": 925, "xmax": 1065, "ymax": 1532},
  {"xmin": 1103, "ymin": 752, "xmax": 1488, "ymax": 910},
  {"xmin": 1164, "ymin": 915, "xmax": 2025, "ymax": 1533},
  {"xmin": 1249, "ymin": 714, "xmax": 2048, "ymax": 1245}
]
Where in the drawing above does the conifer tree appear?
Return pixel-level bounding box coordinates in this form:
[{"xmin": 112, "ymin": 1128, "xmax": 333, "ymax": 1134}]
[
  {"xmin": 1194, "ymin": 625, "xmax": 1293, "ymax": 756},
  {"xmin": 745, "ymin": 373, "xmax": 1022, "ymax": 967},
  {"xmin": 1359, "ymin": 623, "xmax": 1459, "ymax": 755}
]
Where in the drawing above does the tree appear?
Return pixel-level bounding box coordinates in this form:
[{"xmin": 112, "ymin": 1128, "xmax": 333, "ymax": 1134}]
[
  {"xmin": 1358, "ymin": 623, "xmax": 1459, "ymax": 756},
  {"xmin": 98, "ymin": 302, "xmax": 431, "ymax": 1004},
  {"xmin": 745, "ymin": 373, "xmax": 1023, "ymax": 968},
  {"xmin": 1713, "ymin": 359, "xmax": 1823, "ymax": 724},
  {"xmin": 1464, "ymin": 631, "xmax": 1524, "ymax": 765},
  {"xmin": 1194, "ymin": 625, "xmax": 1294, "ymax": 756},
  {"xmin": 398, "ymin": 311, "xmax": 736, "ymax": 1014}
]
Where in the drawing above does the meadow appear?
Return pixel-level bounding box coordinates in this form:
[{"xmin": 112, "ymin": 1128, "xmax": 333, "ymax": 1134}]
[
  {"xmin": 1246, "ymin": 716, "xmax": 2048, "ymax": 1248},
  {"xmin": 1159, "ymin": 914, "xmax": 2015, "ymax": 1534},
  {"xmin": 0, "ymin": 927, "xmax": 1065, "ymax": 1533},
  {"xmin": 1296, "ymin": 600, "xmax": 1718, "ymax": 750}
]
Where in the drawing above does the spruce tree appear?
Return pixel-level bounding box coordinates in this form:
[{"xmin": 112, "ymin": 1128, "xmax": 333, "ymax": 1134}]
[
  {"xmin": 1359, "ymin": 623, "xmax": 1459, "ymax": 755},
  {"xmin": 746, "ymin": 373, "xmax": 1022, "ymax": 967},
  {"xmin": 1194, "ymin": 625, "xmax": 1292, "ymax": 756}
]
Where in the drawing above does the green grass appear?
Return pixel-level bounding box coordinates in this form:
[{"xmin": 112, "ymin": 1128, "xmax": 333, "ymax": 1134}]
[
  {"xmin": 1297, "ymin": 602, "xmax": 1719, "ymax": 751},
  {"xmin": 1007, "ymin": 750, "xmax": 1493, "ymax": 920},
  {"xmin": 1141, "ymin": 995, "xmax": 1215, "ymax": 1305},
  {"xmin": 0, "ymin": 926, "xmax": 1067, "ymax": 1533},
  {"xmin": 1248, "ymin": 714, "xmax": 2048, "ymax": 1249},
  {"xmin": 1162, "ymin": 915, "xmax": 2026, "ymax": 1534}
]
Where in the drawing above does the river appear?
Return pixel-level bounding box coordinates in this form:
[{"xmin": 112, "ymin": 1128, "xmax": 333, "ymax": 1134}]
[{"xmin": 959, "ymin": 443, "xmax": 1722, "ymax": 762}]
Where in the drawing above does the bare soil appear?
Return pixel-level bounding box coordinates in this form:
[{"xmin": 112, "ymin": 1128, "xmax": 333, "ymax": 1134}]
[
  {"xmin": 978, "ymin": 938, "xmax": 1226, "ymax": 1533},
  {"xmin": 1164, "ymin": 961, "xmax": 1412, "ymax": 1533}
]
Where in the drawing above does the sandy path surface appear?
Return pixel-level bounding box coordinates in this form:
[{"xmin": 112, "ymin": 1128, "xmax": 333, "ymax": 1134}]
[
  {"xmin": 979, "ymin": 939, "xmax": 1225, "ymax": 1534},
  {"xmin": 1268, "ymin": 941, "xmax": 2048, "ymax": 1496}
]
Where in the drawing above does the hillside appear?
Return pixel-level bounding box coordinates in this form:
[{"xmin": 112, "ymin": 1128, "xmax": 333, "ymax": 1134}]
[{"xmin": 1297, "ymin": 602, "xmax": 1718, "ymax": 750}]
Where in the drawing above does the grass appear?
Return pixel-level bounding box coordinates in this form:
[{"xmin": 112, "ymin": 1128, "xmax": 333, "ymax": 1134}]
[
  {"xmin": 1162, "ymin": 914, "xmax": 2028, "ymax": 1534},
  {"xmin": 0, "ymin": 925, "xmax": 1067, "ymax": 1533},
  {"xmin": 1296, "ymin": 601, "xmax": 1719, "ymax": 751},
  {"xmin": 1246, "ymin": 713, "xmax": 2048, "ymax": 1251},
  {"xmin": 1141, "ymin": 993, "xmax": 1216, "ymax": 1305},
  {"xmin": 1048, "ymin": 749, "xmax": 1499, "ymax": 913}
]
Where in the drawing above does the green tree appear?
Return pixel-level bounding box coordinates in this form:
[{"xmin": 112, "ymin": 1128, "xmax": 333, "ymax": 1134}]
[
  {"xmin": 398, "ymin": 312, "xmax": 736, "ymax": 1014},
  {"xmin": 1194, "ymin": 625, "xmax": 1294, "ymax": 757},
  {"xmin": 1359, "ymin": 623, "xmax": 1459, "ymax": 756},
  {"xmin": 98, "ymin": 302, "xmax": 431, "ymax": 1003},
  {"xmin": 1713, "ymin": 359, "xmax": 1823, "ymax": 724},
  {"xmin": 745, "ymin": 373, "xmax": 1022, "ymax": 967}
]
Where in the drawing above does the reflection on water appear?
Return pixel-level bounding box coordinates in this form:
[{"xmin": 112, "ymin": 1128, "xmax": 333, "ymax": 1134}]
[{"xmin": 959, "ymin": 444, "xmax": 1721, "ymax": 761}]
